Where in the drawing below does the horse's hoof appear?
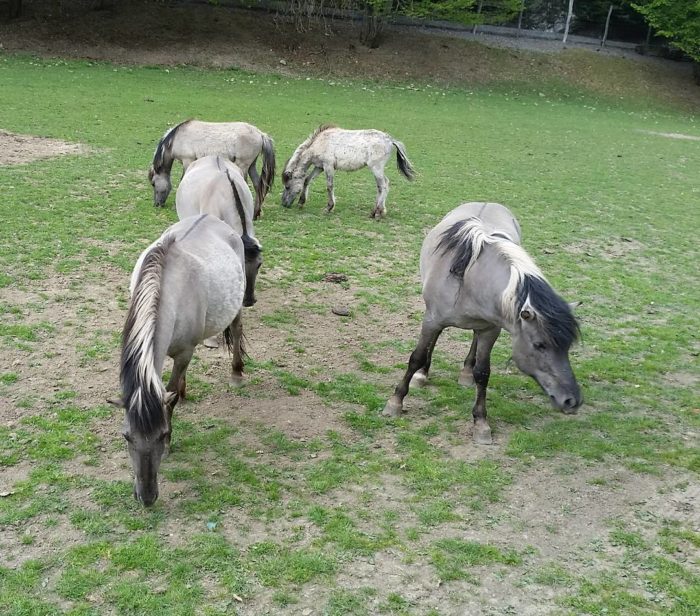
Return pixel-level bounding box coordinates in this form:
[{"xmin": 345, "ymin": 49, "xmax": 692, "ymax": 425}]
[
  {"xmin": 228, "ymin": 375, "xmax": 244, "ymax": 388},
  {"xmin": 382, "ymin": 397, "xmax": 403, "ymax": 418},
  {"xmin": 203, "ymin": 337, "xmax": 219, "ymax": 349},
  {"xmin": 410, "ymin": 371, "xmax": 428, "ymax": 388},
  {"xmin": 458, "ymin": 369, "xmax": 475, "ymax": 387},
  {"xmin": 472, "ymin": 420, "xmax": 493, "ymax": 445}
]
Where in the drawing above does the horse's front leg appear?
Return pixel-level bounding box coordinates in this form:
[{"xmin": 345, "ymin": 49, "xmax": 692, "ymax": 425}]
[
  {"xmin": 470, "ymin": 327, "xmax": 500, "ymax": 445},
  {"xmin": 324, "ymin": 166, "xmax": 336, "ymax": 212},
  {"xmin": 164, "ymin": 349, "xmax": 194, "ymax": 454},
  {"xmin": 299, "ymin": 166, "xmax": 322, "ymax": 207},
  {"xmin": 383, "ymin": 320, "xmax": 443, "ymax": 417},
  {"xmin": 181, "ymin": 158, "xmax": 194, "ymax": 180}
]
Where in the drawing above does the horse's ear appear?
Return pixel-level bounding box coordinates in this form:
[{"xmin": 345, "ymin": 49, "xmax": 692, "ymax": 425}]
[
  {"xmin": 107, "ymin": 397, "xmax": 125, "ymax": 408},
  {"xmin": 568, "ymin": 301, "xmax": 582, "ymax": 311},
  {"xmin": 147, "ymin": 167, "xmax": 154, "ymax": 181},
  {"xmin": 164, "ymin": 391, "xmax": 178, "ymax": 409}
]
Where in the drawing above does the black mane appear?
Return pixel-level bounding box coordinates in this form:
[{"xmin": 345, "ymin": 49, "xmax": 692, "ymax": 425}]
[
  {"xmin": 152, "ymin": 119, "xmax": 191, "ymax": 173},
  {"xmin": 517, "ymin": 274, "xmax": 580, "ymax": 350},
  {"xmin": 436, "ymin": 218, "xmax": 477, "ymax": 280}
]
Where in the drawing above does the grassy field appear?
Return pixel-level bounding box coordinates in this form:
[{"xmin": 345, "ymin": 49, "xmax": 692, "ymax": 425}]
[{"xmin": 0, "ymin": 52, "xmax": 698, "ymax": 615}]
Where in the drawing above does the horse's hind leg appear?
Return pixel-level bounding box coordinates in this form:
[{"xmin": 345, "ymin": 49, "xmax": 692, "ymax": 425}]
[
  {"xmin": 470, "ymin": 327, "xmax": 500, "ymax": 445},
  {"xmin": 224, "ymin": 312, "xmax": 245, "ymax": 388},
  {"xmin": 458, "ymin": 333, "xmax": 478, "ymax": 386},
  {"xmin": 370, "ymin": 165, "xmax": 390, "ymax": 219},
  {"xmin": 384, "ymin": 320, "xmax": 442, "ymax": 417},
  {"xmin": 410, "ymin": 329, "xmax": 443, "ymax": 388},
  {"xmin": 324, "ymin": 166, "xmax": 336, "ymax": 212}
]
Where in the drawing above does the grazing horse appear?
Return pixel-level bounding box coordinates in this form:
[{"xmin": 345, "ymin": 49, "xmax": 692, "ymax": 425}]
[
  {"xmin": 281, "ymin": 124, "xmax": 415, "ymax": 219},
  {"xmin": 111, "ymin": 215, "xmax": 248, "ymax": 506},
  {"xmin": 176, "ymin": 155, "xmax": 262, "ymax": 310},
  {"xmin": 383, "ymin": 203, "xmax": 582, "ymax": 445},
  {"xmin": 148, "ymin": 120, "xmax": 275, "ymax": 218}
]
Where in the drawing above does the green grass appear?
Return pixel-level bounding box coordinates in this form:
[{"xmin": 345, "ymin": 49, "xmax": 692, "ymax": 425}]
[{"xmin": 0, "ymin": 50, "xmax": 698, "ymax": 615}]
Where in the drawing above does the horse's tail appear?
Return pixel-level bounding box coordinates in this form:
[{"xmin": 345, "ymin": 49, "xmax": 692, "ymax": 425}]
[
  {"xmin": 227, "ymin": 170, "xmax": 262, "ymax": 263},
  {"xmin": 259, "ymin": 133, "xmax": 276, "ymax": 202},
  {"xmin": 223, "ymin": 317, "xmax": 247, "ymax": 360},
  {"xmin": 392, "ymin": 139, "xmax": 415, "ymax": 181},
  {"xmin": 121, "ymin": 234, "xmax": 175, "ymax": 433}
]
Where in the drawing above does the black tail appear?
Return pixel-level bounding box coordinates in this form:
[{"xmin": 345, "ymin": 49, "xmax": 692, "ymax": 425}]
[
  {"xmin": 227, "ymin": 170, "xmax": 262, "ymax": 262},
  {"xmin": 260, "ymin": 133, "xmax": 276, "ymax": 201},
  {"xmin": 393, "ymin": 139, "xmax": 415, "ymax": 181},
  {"xmin": 223, "ymin": 318, "xmax": 247, "ymax": 359}
]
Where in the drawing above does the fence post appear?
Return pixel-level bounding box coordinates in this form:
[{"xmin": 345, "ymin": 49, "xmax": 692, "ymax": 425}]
[
  {"xmin": 562, "ymin": 0, "xmax": 574, "ymax": 44},
  {"xmin": 517, "ymin": 0, "xmax": 525, "ymax": 38}
]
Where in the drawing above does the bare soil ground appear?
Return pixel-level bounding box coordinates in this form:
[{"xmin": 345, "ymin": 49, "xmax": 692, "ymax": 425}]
[{"xmin": 0, "ymin": 130, "xmax": 88, "ymax": 165}]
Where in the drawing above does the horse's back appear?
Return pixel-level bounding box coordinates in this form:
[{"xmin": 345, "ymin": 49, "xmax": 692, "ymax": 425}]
[
  {"xmin": 419, "ymin": 203, "xmax": 521, "ymax": 328},
  {"xmin": 177, "ymin": 121, "xmax": 263, "ymax": 163},
  {"xmin": 436, "ymin": 203, "xmax": 521, "ymax": 243},
  {"xmin": 318, "ymin": 128, "xmax": 393, "ymax": 169},
  {"xmin": 176, "ymin": 156, "xmax": 255, "ymax": 239},
  {"xmin": 163, "ymin": 215, "xmax": 245, "ymax": 340}
]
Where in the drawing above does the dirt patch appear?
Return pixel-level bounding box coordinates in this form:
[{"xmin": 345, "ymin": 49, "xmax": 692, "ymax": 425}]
[{"xmin": 0, "ymin": 130, "xmax": 88, "ymax": 166}]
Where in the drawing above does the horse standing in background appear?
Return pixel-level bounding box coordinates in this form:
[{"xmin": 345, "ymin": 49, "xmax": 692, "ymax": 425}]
[
  {"xmin": 384, "ymin": 202, "xmax": 582, "ymax": 445},
  {"xmin": 148, "ymin": 120, "xmax": 275, "ymax": 218},
  {"xmin": 281, "ymin": 125, "xmax": 415, "ymax": 219}
]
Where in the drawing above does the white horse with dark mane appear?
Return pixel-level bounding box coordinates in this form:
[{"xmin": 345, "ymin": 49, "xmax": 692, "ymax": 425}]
[
  {"xmin": 281, "ymin": 124, "xmax": 415, "ymax": 219},
  {"xmin": 148, "ymin": 120, "xmax": 275, "ymax": 218}
]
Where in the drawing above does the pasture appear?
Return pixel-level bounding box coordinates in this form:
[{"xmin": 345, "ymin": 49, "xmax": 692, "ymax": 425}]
[{"xmin": 0, "ymin": 52, "xmax": 698, "ymax": 615}]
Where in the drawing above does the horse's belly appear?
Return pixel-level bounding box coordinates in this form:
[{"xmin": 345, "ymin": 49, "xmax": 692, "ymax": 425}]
[{"xmin": 203, "ymin": 286, "xmax": 243, "ymax": 337}]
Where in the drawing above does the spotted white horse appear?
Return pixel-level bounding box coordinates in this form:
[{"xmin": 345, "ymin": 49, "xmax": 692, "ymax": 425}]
[{"xmin": 281, "ymin": 124, "xmax": 415, "ymax": 219}]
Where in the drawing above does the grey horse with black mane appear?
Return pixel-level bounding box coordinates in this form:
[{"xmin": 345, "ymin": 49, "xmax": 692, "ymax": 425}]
[
  {"xmin": 110, "ymin": 214, "xmax": 249, "ymax": 506},
  {"xmin": 148, "ymin": 120, "xmax": 275, "ymax": 218},
  {"xmin": 281, "ymin": 124, "xmax": 415, "ymax": 219},
  {"xmin": 384, "ymin": 202, "xmax": 582, "ymax": 445},
  {"xmin": 176, "ymin": 155, "xmax": 262, "ymax": 309}
]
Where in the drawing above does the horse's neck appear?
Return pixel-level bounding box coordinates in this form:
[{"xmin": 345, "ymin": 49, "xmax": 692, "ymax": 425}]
[
  {"xmin": 151, "ymin": 302, "xmax": 176, "ymax": 379},
  {"xmin": 470, "ymin": 245, "xmax": 518, "ymax": 332}
]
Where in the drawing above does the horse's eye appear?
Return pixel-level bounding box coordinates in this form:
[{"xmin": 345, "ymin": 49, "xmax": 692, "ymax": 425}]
[
  {"xmin": 122, "ymin": 432, "xmax": 132, "ymax": 443},
  {"xmin": 159, "ymin": 431, "xmax": 171, "ymax": 442},
  {"xmin": 534, "ymin": 342, "xmax": 547, "ymax": 352}
]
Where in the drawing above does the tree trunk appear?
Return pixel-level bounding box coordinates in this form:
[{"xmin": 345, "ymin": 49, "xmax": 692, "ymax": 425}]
[
  {"xmin": 517, "ymin": 1, "xmax": 525, "ymax": 38},
  {"xmin": 601, "ymin": 4, "xmax": 613, "ymax": 47},
  {"xmin": 562, "ymin": 0, "xmax": 574, "ymax": 44},
  {"xmin": 472, "ymin": 0, "xmax": 484, "ymax": 34}
]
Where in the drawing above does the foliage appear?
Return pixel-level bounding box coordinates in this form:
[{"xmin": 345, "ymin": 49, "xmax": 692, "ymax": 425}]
[
  {"xmin": 400, "ymin": 0, "xmax": 521, "ymax": 25},
  {"xmin": 633, "ymin": 0, "xmax": 700, "ymax": 61}
]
